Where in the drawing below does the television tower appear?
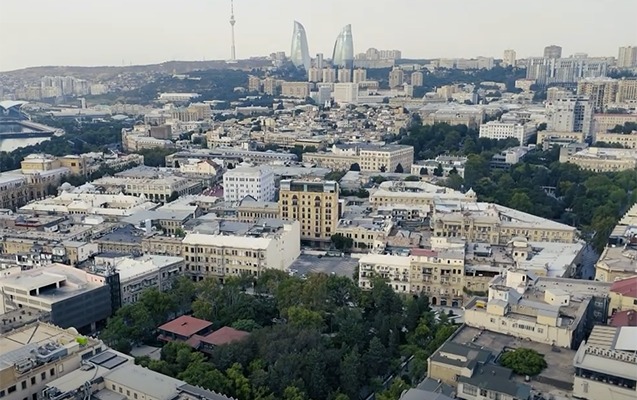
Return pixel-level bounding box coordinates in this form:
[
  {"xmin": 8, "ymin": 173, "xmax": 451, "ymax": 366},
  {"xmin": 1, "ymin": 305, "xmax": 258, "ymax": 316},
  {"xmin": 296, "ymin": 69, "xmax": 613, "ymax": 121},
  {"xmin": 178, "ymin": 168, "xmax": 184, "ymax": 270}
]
[{"xmin": 229, "ymin": 0, "xmax": 236, "ymax": 61}]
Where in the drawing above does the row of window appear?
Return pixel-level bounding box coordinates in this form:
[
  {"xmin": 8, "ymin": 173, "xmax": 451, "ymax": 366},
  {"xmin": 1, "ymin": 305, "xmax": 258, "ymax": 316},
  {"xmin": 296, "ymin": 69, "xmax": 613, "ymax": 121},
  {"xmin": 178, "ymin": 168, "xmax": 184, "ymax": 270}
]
[{"xmin": 0, "ymin": 367, "xmax": 59, "ymax": 398}]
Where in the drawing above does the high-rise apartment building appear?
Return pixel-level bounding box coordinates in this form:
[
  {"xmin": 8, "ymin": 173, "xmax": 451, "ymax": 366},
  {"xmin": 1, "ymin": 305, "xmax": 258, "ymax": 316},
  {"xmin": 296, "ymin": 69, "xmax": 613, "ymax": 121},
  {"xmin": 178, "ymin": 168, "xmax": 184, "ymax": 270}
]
[
  {"xmin": 279, "ymin": 180, "xmax": 340, "ymax": 245},
  {"xmin": 280, "ymin": 82, "xmax": 311, "ymax": 98},
  {"xmin": 544, "ymin": 45, "xmax": 562, "ymax": 59},
  {"xmin": 411, "ymin": 71, "xmax": 424, "ymax": 87},
  {"xmin": 315, "ymin": 53, "xmax": 324, "ymax": 69},
  {"xmin": 290, "ymin": 21, "xmax": 311, "ymax": 71},
  {"xmin": 389, "ymin": 67, "xmax": 404, "ymax": 88},
  {"xmin": 547, "ymin": 96, "xmax": 593, "ymax": 135},
  {"xmin": 503, "ymin": 49, "xmax": 516, "ymax": 67},
  {"xmin": 223, "ymin": 165, "xmax": 275, "ymax": 202},
  {"xmin": 526, "ymin": 57, "xmax": 609, "ymax": 86},
  {"xmin": 248, "ymin": 75, "xmax": 262, "ymax": 92},
  {"xmin": 337, "ymin": 68, "xmax": 351, "ymax": 83},
  {"xmin": 308, "ymin": 67, "xmax": 321, "ymax": 82},
  {"xmin": 322, "ymin": 68, "xmax": 336, "ymax": 83},
  {"xmin": 577, "ymin": 77, "xmax": 619, "ymax": 112},
  {"xmin": 332, "ymin": 24, "xmax": 354, "ymax": 68},
  {"xmin": 617, "ymin": 46, "xmax": 637, "ymax": 68},
  {"xmin": 353, "ymin": 68, "xmax": 367, "ymax": 84}
]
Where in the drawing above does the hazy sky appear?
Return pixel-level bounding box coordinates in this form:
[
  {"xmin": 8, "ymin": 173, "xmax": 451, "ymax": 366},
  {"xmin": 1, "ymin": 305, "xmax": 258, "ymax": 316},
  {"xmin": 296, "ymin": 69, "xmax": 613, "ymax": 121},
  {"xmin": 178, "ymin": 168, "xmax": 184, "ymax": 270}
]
[{"xmin": 1, "ymin": 0, "xmax": 636, "ymax": 71}]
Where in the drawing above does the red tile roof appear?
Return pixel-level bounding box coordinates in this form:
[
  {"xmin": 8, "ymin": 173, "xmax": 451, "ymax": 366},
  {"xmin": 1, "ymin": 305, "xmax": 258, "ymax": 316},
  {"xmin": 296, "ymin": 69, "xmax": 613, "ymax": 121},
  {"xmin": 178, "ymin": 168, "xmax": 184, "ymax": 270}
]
[
  {"xmin": 158, "ymin": 316, "xmax": 213, "ymax": 338},
  {"xmin": 200, "ymin": 327, "xmax": 249, "ymax": 346},
  {"xmin": 609, "ymin": 310, "xmax": 637, "ymax": 327},
  {"xmin": 610, "ymin": 276, "xmax": 637, "ymax": 298}
]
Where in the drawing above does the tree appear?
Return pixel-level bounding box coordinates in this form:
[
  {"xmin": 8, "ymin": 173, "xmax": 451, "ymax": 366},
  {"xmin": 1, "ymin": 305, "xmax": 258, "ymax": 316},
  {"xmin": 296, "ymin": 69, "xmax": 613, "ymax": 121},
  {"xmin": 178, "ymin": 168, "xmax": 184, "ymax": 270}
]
[
  {"xmin": 340, "ymin": 347, "xmax": 363, "ymax": 399},
  {"xmin": 168, "ymin": 191, "xmax": 179, "ymax": 202},
  {"xmin": 394, "ymin": 163, "xmax": 404, "ymax": 173},
  {"xmin": 433, "ymin": 163, "xmax": 444, "ymax": 177},
  {"xmin": 379, "ymin": 165, "xmax": 387, "ymax": 173},
  {"xmin": 174, "ymin": 227, "xmax": 186, "ymax": 238},
  {"xmin": 231, "ymin": 319, "xmax": 262, "ymax": 332},
  {"xmin": 499, "ymin": 348, "xmax": 547, "ymax": 376},
  {"xmin": 376, "ymin": 378, "xmax": 409, "ymax": 400},
  {"xmin": 287, "ymin": 306, "xmax": 324, "ymax": 330},
  {"xmin": 419, "ymin": 167, "xmax": 428, "ymax": 175},
  {"xmin": 331, "ymin": 234, "xmax": 353, "ymax": 251},
  {"xmin": 325, "ymin": 170, "xmax": 347, "ymax": 181},
  {"xmin": 404, "ymin": 175, "xmax": 420, "ymax": 181},
  {"xmin": 365, "ymin": 337, "xmax": 389, "ymax": 379},
  {"xmin": 349, "ymin": 163, "xmax": 360, "ymax": 171}
]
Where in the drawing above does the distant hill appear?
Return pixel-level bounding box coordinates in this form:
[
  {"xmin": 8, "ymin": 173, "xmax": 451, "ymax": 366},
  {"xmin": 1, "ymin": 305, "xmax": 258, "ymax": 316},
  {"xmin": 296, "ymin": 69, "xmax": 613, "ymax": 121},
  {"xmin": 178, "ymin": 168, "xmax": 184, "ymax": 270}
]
[{"xmin": 1, "ymin": 59, "xmax": 272, "ymax": 80}]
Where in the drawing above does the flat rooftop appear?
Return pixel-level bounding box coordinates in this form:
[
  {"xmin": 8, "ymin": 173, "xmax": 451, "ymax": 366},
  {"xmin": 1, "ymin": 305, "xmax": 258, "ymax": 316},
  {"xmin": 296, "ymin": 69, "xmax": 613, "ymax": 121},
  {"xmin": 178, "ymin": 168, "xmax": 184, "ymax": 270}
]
[{"xmin": 451, "ymin": 325, "xmax": 576, "ymax": 394}]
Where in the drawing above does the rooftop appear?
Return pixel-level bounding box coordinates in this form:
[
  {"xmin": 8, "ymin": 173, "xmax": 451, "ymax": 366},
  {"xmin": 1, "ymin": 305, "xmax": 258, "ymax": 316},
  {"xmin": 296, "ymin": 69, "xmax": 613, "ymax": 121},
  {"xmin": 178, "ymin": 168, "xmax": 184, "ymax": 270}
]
[
  {"xmin": 158, "ymin": 316, "xmax": 213, "ymax": 338},
  {"xmin": 610, "ymin": 276, "xmax": 637, "ymax": 298},
  {"xmin": 197, "ymin": 327, "xmax": 249, "ymax": 347}
]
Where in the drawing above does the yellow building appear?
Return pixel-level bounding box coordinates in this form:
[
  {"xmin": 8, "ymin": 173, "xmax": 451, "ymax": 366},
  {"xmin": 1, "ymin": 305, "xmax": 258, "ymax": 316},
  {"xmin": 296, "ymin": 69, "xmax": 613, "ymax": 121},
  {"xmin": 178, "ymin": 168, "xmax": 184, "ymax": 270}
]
[
  {"xmin": 280, "ymin": 82, "xmax": 311, "ymax": 99},
  {"xmin": 279, "ymin": 180, "xmax": 339, "ymax": 245},
  {"xmin": 592, "ymin": 113, "xmax": 637, "ymax": 134},
  {"xmin": 370, "ymin": 181, "xmax": 475, "ymax": 209},
  {"xmin": 359, "ymin": 144, "xmax": 414, "ymax": 173},
  {"xmin": 608, "ymin": 276, "xmax": 637, "ymax": 316},
  {"xmin": 431, "ymin": 202, "xmax": 577, "ymax": 245},
  {"xmin": 301, "ymin": 152, "xmax": 353, "ymax": 170},
  {"xmin": 595, "ymin": 132, "xmax": 637, "ymax": 149}
]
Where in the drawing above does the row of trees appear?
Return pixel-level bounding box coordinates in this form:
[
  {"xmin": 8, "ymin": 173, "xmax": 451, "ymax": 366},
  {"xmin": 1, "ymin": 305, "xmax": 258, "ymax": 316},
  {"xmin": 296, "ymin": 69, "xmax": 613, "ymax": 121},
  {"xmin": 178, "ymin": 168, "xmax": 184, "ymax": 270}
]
[{"xmin": 102, "ymin": 272, "xmax": 459, "ymax": 400}]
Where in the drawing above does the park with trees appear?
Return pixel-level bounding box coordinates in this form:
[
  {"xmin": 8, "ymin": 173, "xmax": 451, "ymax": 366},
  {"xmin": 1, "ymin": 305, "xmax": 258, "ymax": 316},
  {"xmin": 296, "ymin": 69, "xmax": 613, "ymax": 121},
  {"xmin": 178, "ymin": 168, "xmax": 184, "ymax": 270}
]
[{"xmin": 101, "ymin": 273, "xmax": 459, "ymax": 400}]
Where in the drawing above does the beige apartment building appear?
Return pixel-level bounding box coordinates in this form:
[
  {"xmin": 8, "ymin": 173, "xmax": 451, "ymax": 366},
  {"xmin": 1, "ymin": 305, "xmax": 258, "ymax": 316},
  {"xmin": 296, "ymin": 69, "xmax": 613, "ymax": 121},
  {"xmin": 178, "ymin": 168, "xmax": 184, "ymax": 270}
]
[
  {"xmin": 280, "ymin": 82, "xmax": 311, "ymax": 98},
  {"xmin": 358, "ymin": 245, "xmax": 494, "ymax": 306},
  {"xmin": 577, "ymin": 78, "xmax": 637, "ymax": 111},
  {"xmin": 563, "ymin": 147, "xmax": 637, "ymax": 172},
  {"xmin": 595, "ymin": 131, "xmax": 637, "ymax": 148},
  {"xmin": 607, "ymin": 276, "xmax": 637, "ymax": 317},
  {"xmin": 141, "ymin": 235, "xmax": 184, "ymax": 257},
  {"xmin": 359, "ymin": 144, "xmax": 414, "ymax": 172},
  {"xmin": 592, "ymin": 113, "xmax": 637, "ymax": 135},
  {"xmin": 180, "ymin": 220, "xmax": 300, "ymax": 281},
  {"xmin": 463, "ymin": 271, "xmax": 611, "ymax": 349},
  {"xmin": 302, "ymin": 152, "xmax": 353, "ymax": 170},
  {"xmin": 237, "ymin": 201, "xmax": 279, "ymax": 222},
  {"xmin": 431, "ymin": 202, "xmax": 577, "ymax": 245},
  {"xmin": 0, "ymin": 323, "xmax": 105, "ymax": 400},
  {"xmin": 369, "ymin": 181, "xmax": 475, "ymax": 209},
  {"xmin": 92, "ymin": 176, "xmax": 202, "ymax": 203},
  {"xmin": 334, "ymin": 217, "xmax": 391, "ymax": 250},
  {"xmin": 279, "ymin": 180, "xmax": 339, "ymax": 245}
]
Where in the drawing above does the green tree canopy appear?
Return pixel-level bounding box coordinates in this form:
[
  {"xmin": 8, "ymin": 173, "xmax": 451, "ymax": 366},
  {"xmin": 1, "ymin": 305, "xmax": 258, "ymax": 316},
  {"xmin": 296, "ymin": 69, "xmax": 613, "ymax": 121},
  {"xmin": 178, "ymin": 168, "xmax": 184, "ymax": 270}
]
[{"xmin": 500, "ymin": 348, "xmax": 547, "ymax": 376}]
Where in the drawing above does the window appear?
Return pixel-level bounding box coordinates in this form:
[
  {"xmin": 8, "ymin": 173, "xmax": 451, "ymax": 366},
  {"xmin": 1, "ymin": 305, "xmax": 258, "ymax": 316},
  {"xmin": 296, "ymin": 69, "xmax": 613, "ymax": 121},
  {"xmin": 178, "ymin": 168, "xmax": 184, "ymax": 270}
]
[
  {"xmin": 127, "ymin": 391, "xmax": 130, "ymax": 396},
  {"xmin": 7, "ymin": 386, "xmax": 16, "ymax": 394},
  {"xmin": 50, "ymin": 368, "xmax": 55, "ymax": 377},
  {"xmin": 134, "ymin": 394, "xmax": 138, "ymax": 399},
  {"xmin": 462, "ymin": 385, "xmax": 477, "ymax": 396},
  {"xmin": 21, "ymin": 381, "xmax": 27, "ymax": 389},
  {"xmin": 112, "ymin": 385, "xmax": 116, "ymax": 390},
  {"xmin": 31, "ymin": 377, "xmax": 35, "ymax": 385},
  {"xmin": 41, "ymin": 372, "xmax": 46, "ymax": 380}
]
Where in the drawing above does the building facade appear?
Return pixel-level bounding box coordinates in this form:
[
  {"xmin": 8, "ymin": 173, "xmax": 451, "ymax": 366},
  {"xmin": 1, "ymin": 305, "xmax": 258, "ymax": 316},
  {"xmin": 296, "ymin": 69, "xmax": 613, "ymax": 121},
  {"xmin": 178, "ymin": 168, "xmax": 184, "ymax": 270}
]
[
  {"xmin": 223, "ymin": 166, "xmax": 275, "ymax": 202},
  {"xmin": 279, "ymin": 180, "xmax": 339, "ymax": 244}
]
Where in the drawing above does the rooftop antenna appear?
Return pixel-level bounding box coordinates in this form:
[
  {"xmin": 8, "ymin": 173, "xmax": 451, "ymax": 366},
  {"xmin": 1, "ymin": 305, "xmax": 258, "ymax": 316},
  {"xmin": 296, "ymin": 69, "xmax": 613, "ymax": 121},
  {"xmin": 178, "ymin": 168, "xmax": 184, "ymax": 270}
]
[{"xmin": 229, "ymin": 0, "xmax": 237, "ymax": 61}]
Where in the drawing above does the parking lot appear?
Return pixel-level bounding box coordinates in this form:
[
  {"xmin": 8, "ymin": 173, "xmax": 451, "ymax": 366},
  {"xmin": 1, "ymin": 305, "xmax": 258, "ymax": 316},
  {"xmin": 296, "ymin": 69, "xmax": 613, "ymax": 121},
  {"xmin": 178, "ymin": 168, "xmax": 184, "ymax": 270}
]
[{"xmin": 289, "ymin": 254, "xmax": 359, "ymax": 278}]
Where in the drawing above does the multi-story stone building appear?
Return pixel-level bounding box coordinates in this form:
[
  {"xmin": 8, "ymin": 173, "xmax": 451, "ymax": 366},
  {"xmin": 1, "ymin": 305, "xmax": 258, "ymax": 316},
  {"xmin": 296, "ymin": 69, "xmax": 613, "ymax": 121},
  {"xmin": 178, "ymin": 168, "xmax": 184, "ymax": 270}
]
[
  {"xmin": 431, "ymin": 201, "xmax": 577, "ymax": 244},
  {"xmin": 0, "ymin": 322, "xmax": 105, "ymax": 400},
  {"xmin": 595, "ymin": 131, "xmax": 637, "ymax": 148},
  {"xmin": 562, "ymin": 147, "xmax": 637, "ymax": 172},
  {"xmin": 280, "ymin": 82, "xmax": 311, "ymax": 99},
  {"xmin": 91, "ymin": 174, "xmax": 202, "ymax": 203},
  {"xmin": 478, "ymin": 121, "xmax": 536, "ymax": 145},
  {"xmin": 223, "ymin": 166, "xmax": 275, "ymax": 202},
  {"xmin": 546, "ymin": 96, "xmax": 593, "ymax": 136},
  {"xmin": 180, "ymin": 219, "xmax": 300, "ymax": 281},
  {"xmin": 411, "ymin": 155, "xmax": 467, "ymax": 178},
  {"xmin": 463, "ymin": 270, "xmax": 611, "ymax": 349},
  {"xmin": 359, "ymin": 144, "xmax": 414, "ymax": 173},
  {"xmin": 617, "ymin": 46, "xmax": 637, "ymax": 68},
  {"xmin": 88, "ymin": 254, "xmax": 185, "ymax": 306},
  {"xmin": 592, "ymin": 113, "xmax": 637, "ymax": 135},
  {"xmin": 279, "ymin": 180, "xmax": 339, "ymax": 245},
  {"xmin": 369, "ymin": 181, "xmax": 475, "ymax": 209}
]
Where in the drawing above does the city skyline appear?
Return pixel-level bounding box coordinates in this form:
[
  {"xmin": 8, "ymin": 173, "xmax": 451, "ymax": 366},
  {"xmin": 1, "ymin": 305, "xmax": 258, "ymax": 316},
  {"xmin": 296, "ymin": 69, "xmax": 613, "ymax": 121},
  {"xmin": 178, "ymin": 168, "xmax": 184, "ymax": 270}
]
[{"xmin": 0, "ymin": 0, "xmax": 636, "ymax": 72}]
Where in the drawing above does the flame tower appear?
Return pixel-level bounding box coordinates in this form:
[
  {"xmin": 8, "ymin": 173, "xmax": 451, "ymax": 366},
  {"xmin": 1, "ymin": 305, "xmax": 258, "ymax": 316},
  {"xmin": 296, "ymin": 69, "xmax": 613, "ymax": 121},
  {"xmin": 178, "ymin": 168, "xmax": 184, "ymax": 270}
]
[
  {"xmin": 229, "ymin": 0, "xmax": 236, "ymax": 61},
  {"xmin": 290, "ymin": 21, "xmax": 311, "ymax": 71},
  {"xmin": 332, "ymin": 24, "xmax": 354, "ymax": 68}
]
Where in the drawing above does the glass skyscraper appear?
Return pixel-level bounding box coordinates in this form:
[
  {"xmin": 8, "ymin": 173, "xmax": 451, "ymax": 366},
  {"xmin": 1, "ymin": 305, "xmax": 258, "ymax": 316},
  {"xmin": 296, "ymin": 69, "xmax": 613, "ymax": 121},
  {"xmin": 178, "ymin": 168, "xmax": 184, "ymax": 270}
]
[
  {"xmin": 332, "ymin": 24, "xmax": 354, "ymax": 68},
  {"xmin": 290, "ymin": 21, "xmax": 311, "ymax": 71}
]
